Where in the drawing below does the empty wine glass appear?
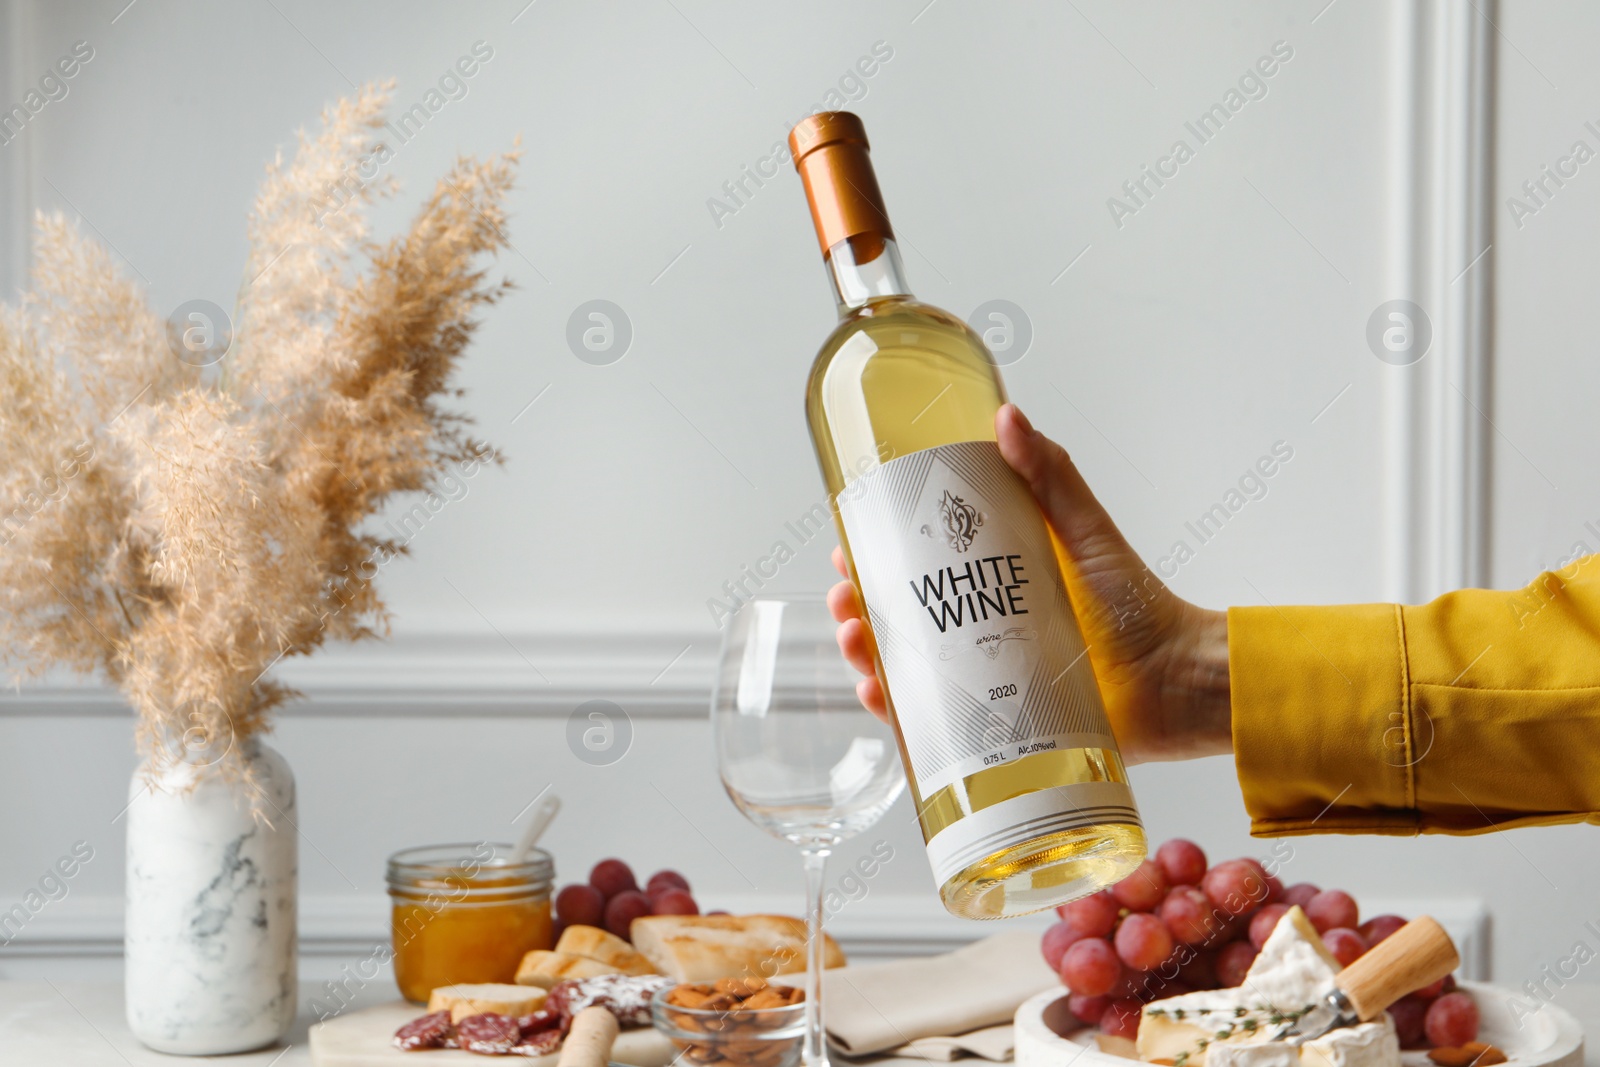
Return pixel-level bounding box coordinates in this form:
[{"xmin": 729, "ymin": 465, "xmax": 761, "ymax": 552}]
[{"xmin": 711, "ymin": 594, "xmax": 906, "ymax": 1067}]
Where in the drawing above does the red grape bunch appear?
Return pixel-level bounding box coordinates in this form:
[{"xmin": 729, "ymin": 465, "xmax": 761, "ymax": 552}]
[
  {"xmin": 554, "ymin": 859, "xmax": 716, "ymax": 942},
  {"xmin": 1038, "ymin": 838, "xmax": 1478, "ymax": 1049}
]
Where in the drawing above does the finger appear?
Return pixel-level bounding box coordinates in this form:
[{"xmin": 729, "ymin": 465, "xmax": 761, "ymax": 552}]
[
  {"xmin": 995, "ymin": 403, "xmax": 1135, "ymax": 560},
  {"xmin": 831, "ymin": 544, "xmax": 849, "ymax": 578},
  {"xmin": 857, "ymin": 676, "xmax": 888, "ymax": 720},
  {"xmin": 836, "ymin": 617, "xmax": 878, "ymax": 677},
  {"xmin": 827, "ymin": 579, "xmax": 863, "ymax": 623}
]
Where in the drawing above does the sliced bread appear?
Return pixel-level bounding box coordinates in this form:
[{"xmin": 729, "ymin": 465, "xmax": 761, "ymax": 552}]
[{"xmin": 630, "ymin": 914, "xmax": 846, "ymax": 982}]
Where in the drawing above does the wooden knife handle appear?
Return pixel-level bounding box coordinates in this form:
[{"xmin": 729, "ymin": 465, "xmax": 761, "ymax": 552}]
[
  {"xmin": 558, "ymin": 1006, "xmax": 619, "ymax": 1067},
  {"xmin": 1334, "ymin": 915, "xmax": 1460, "ymax": 1020}
]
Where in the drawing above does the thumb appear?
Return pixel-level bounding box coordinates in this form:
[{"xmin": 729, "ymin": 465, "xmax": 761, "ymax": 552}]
[{"xmin": 994, "ymin": 403, "xmax": 1136, "ymax": 565}]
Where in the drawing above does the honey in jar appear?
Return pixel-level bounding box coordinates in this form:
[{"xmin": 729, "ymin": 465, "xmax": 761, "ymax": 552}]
[{"xmin": 386, "ymin": 842, "xmax": 554, "ymax": 1003}]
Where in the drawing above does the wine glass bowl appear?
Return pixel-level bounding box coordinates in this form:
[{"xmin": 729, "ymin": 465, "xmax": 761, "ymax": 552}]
[
  {"xmin": 713, "ymin": 598, "xmax": 904, "ymax": 846},
  {"xmin": 711, "ymin": 594, "xmax": 905, "ymax": 1067},
  {"xmin": 718, "ymin": 730, "xmax": 902, "ymax": 847}
]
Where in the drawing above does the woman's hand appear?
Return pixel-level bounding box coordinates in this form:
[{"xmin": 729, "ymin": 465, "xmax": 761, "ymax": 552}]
[{"xmin": 827, "ymin": 403, "xmax": 1232, "ymax": 765}]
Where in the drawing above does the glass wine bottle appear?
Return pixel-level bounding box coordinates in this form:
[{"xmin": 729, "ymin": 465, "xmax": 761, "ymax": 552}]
[{"xmin": 792, "ymin": 111, "xmax": 1146, "ymax": 920}]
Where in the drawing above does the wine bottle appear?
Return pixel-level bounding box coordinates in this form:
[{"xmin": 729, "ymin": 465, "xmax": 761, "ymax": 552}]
[{"xmin": 791, "ymin": 112, "xmax": 1145, "ymax": 920}]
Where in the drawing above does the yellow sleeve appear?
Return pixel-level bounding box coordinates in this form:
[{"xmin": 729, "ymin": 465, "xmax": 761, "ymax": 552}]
[{"xmin": 1227, "ymin": 555, "xmax": 1600, "ymax": 836}]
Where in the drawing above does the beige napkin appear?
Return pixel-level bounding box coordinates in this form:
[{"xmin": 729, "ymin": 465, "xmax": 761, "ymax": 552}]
[
  {"xmin": 807, "ymin": 929, "xmax": 1056, "ymax": 1060},
  {"xmin": 886, "ymin": 1023, "xmax": 1018, "ymax": 1061}
]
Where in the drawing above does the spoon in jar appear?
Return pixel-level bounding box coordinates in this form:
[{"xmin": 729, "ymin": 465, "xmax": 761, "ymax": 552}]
[{"xmin": 510, "ymin": 794, "xmax": 561, "ymax": 865}]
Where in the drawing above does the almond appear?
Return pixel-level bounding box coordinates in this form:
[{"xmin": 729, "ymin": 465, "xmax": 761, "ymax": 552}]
[{"xmin": 1428, "ymin": 1044, "xmax": 1507, "ymax": 1067}]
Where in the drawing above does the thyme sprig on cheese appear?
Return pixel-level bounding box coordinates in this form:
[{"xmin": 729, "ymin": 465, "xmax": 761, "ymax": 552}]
[{"xmin": 1143, "ymin": 1003, "xmax": 1317, "ymax": 1067}]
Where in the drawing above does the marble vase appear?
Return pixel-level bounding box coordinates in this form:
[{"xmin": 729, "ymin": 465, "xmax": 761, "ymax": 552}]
[{"xmin": 125, "ymin": 738, "xmax": 298, "ymax": 1055}]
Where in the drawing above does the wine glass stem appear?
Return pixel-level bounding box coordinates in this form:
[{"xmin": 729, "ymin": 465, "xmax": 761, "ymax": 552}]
[{"xmin": 801, "ymin": 845, "xmax": 831, "ymax": 1067}]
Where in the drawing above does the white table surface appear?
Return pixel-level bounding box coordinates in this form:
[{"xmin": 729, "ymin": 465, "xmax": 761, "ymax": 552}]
[{"xmin": 4, "ymin": 980, "xmax": 1599, "ymax": 1067}]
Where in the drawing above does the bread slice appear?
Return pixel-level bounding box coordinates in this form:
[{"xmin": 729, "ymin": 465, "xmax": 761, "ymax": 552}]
[
  {"xmin": 630, "ymin": 914, "xmax": 846, "ymax": 982},
  {"xmin": 513, "ymin": 949, "xmax": 624, "ymax": 988},
  {"xmin": 426, "ymin": 982, "xmax": 546, "ymax": 1023},
  {"xmin": 555, "ymin": 924, "xmax": 657, "ymax": 975}
]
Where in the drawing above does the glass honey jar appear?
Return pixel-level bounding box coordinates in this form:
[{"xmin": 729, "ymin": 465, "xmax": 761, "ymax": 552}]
[{"xmin": 387, "ymin": 842, "xmax": 555, "ymax": 1003}]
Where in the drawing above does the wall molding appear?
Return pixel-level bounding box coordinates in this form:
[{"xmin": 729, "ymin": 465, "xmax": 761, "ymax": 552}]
[
  {"xmin": 0, "ymin": 0, "xmax": 35, "ymax": 300},
  {"xmin": 1383, "ymin": 0, "xmax": 1496, "ymax": 603},
  {"xmin": 1, "ymin": 892, "xmax": 1491, "ymax": 976},
  {"xmin": 0, "ymin": 631, "xmax": 729, "ymax": 718}
]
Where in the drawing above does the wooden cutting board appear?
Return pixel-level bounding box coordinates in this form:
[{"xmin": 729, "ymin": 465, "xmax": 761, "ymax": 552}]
[{"xmin": 309, "ymin": 1001, "xmax": 678, "ymax": 1067}]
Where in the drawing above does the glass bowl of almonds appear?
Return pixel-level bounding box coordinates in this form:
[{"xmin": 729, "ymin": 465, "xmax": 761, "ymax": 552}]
[{"xmin": 650, "ymin": 977, "xmax": 806, "ymax": 1067}]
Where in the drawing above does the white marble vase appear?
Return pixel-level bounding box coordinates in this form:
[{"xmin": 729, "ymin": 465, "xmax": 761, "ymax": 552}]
[{"xmin": 125, "ymin": 739, "xmax": 298, "ymax": 1055}]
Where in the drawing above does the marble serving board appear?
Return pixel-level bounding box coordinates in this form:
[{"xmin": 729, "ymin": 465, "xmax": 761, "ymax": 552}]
[
  {"xmin": 309, "ymin": 1001, "xmax": 678, "ymax": 1067},
  {"xmin": 1014, "ymin": 982, "xmax": 1584, "ymax": 1067}
]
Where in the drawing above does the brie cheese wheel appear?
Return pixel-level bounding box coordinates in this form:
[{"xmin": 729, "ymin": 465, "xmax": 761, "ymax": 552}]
[{"xmin": 1135, "ymin": 906, "xmax": 1399, "ymax": 1067}]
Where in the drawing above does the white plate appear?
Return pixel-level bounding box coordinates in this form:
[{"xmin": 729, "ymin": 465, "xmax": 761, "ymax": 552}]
[{"xmin": 1015, "ymin": 983, "xmax": 1582, "ymax": 1067}]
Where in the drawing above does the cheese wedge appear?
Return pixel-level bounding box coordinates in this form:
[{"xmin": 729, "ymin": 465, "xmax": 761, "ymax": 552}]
[
  {"xmin": 427, "ymin": 982, "xmax": 546, "ymax": 1023},
  {"xmin": 555, "ymin": 924, "xmax": 657, "ymax": 975},
  {"xmin": 514, "ymin": 949, "xmax": 624, "ymax": 988},
  {"xmin": 1135, "ymin": 906, "xmax": 1398, "ymax": 1067}
]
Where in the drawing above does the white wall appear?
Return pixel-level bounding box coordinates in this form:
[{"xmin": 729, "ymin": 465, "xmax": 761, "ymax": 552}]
[{"xmin": 0, "ymin": 0, "xmax": 1590, "ymax": 1010}]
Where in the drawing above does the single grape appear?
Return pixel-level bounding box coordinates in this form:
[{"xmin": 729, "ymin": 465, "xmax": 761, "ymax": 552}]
[
  {"xmin": 1177, "ymin": 950, "xmax": 1218, "ymax": 990},
  {"xmin": 1211, "ymin": 914, "xmax": 1246, "ymax": 944},
  {"xmin": 1215, "ymin": 941, "xmax": 1257, "ymax": 987},
  {"xmin": 1068, "ymin": 993, "xmax": 1111, "ymax": 1024},
  {"xmin": 1141, "ymin": 980, "xmax": 1193, "ymax": 1004},
  {"xmin": 646, "ymin": 869, "xmax": 691, "ymax": 897},
  {"xmin": 652, "ymin": 889, "xmax": 699, "ymax": 916},
  {"xmin": 1060, "ymin": 938, "xmax": 1122, "ymax": 997},
  {"xmin": 1201, "ymin": 861, "xmax": 1265, "ymax": 916},
  {"xmin": 1109, "ymin": 967, "xmax": 1142, "ymax": 999},
  {"xmin": 1154, "ymin": 839, "xmax": 1208, "ymax": 886},
  {"xmin": 1282, "ymin": 883, "xmax": 1321, "ymax": 908},
  {"xmin": 1388, "ymin": 995, "xmax": 1429, "ymax": 1048},
  {"xmin": 1247, "ymin": 903, "xmax": 1291, "ymax": 949},
  {"xmin": 1359, "ymin": 914, "xmax": 1408, "ymax": 947},
  {"xmin": 1304, "ymin": 889, "xmax": 1359, "ymax": 934},
  {"xmin": 1058, "ymin": 891, "xmax": 1120, "ymax": 938},
  {"xmin": 1322, "ymin": 927, "xmax": 1366, "ymax": 966},
  {"xmin": 602, "ymin": 889, "xmax": 652, "ymax": 940},
  {"xmin": 1412, "ymin": 977, "xmax": 1446, "ymax": 1000},
  {"xmin": 1238, "ymin": 858, "xmax": 1268, "ymax": 882},
  {"xmin": 1114, "ymin": 913, "xmax": 1175, "ymax": 972},
  {"xmin": 1160, "ymin": 885, "xmax": 1217, "ymax": 945},
  {"xmin": 1263, "ymin": 874, "xmax": 1286, "ymax": 902},
  {"xmin": 1442, "ymin": 974, "xmax": 1457, "ymax": 994},
  {"xmin": 1424, "ymin": 992, "xmax": 1479, "ymax": 1047},
  {"xmin": 555, "ymin": 883, "xmax": 606, "ymax": 927},
  {"xmin": 1043, "ymin": 921, "xmax": 1091, "ymax": 972},
  {"xmin": 589, "ymin": 858, "xmax": 638, "ymax": 899},
  {"xmin": 1112, "ymin": 860, "xmax": 1171, "ymax": 912},
  {"xmin": 1100, "ymin": 998, "xmax": 1144, "ymax": 1040}
]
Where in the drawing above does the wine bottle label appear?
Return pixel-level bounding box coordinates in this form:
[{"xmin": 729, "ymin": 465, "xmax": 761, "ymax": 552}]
[{"xmin": 837, "ymin": 440, "xmax": 1140, "ymax": 883}]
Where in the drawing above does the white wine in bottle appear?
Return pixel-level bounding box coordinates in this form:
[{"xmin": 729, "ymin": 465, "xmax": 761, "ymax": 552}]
[{"xmin": 791, "ymin": 112, "xmax": 1145, "ymax": 920}]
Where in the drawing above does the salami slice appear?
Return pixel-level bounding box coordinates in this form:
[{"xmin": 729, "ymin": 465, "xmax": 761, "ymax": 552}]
[
  {"xmin": 509, "ymin": 1028, "xmax": 565, "ymax": 1057},
  {"xmin": 518, "ymin": 1008, "xmax": 561, "ymax": 1036},
  {"xmin": 548, "ymin": 974, "xmax": 671, "ymax": 1028},
  {"xmin": 456, "ymin": 1012, "xmax": 521, "ymax": 1055},
  {"xmin": 393, "ymin": 1010, "xmax": 453, "ymax": 1051}
]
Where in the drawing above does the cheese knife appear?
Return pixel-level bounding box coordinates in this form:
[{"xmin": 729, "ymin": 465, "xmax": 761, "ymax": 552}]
[{"xmin": 1271, "ymin": 915, "xmax": 1460, "ymax": 1046}]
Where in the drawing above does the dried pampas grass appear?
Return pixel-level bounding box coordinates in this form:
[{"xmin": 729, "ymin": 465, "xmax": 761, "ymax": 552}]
[{"xmin": 0, "ymin": 83, "xmax": 516, "ymax": 794}]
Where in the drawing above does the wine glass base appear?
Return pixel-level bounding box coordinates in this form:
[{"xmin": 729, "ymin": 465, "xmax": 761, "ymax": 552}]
[{"xmin": 938, "ymin": 822, "xmax": 1147, "ymax": 919}]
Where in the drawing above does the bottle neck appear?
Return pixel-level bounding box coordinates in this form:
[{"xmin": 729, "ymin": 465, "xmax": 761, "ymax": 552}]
[{"xmin": 825, "ymin": 233, "xmax": 912, "ymax": 314}]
